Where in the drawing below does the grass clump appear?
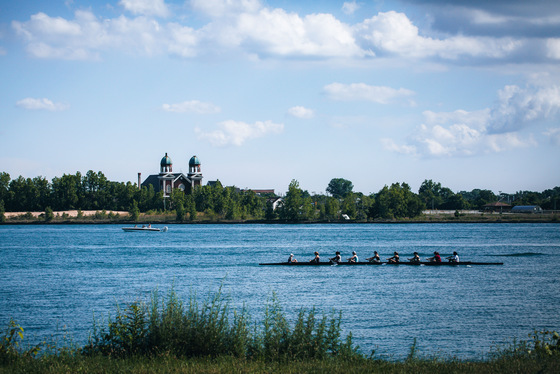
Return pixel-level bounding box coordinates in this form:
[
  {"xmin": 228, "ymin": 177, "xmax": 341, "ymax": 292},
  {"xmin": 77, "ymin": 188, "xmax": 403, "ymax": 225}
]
[{"xmin": 81, "ymin": 287, "xmax": 360, "ymax": 362}]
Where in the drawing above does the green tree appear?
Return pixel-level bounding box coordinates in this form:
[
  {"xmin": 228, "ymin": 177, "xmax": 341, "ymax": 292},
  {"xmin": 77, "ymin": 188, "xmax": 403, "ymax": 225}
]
[
  {"xmin": 44, "ymin": 206, "xmax": 54, "ymax": 222},
  {"xmin": 225, "ymin": 198, "xmax": 241, "ymax": 220},
  {"xmin": 186, "ymin": 194, "xmax": 197, "ymax": 221},
  {"xmin": 326, "ymin": 178, "xmax": 353, "ymax": 199},
  {"xmin": 541, "ymin": 187, "xmax": 560, "ymax": 210},
  {"xmin": 170, "ymin": 188, "xmax": 186, "ymax": 211},
  {"xmin": 418, "ymin": 179, "xmax": 443, "ymax": 210},
  {"xmin": 176, "ymin": 201, "xmax": 185, "ymax": 221},
  {"xmin": 7, "ymin": 176, "xmax": 32, "ymax": 211},
  {"xmin": 279, "ymin": 180, "xmax": 303, "ymax": 221},
  {"xmin": 33, "ymin": 176, "xmax": 51, "ymax": 211},
  {"xmin": 301, "ymin": 195, "xmax": 314, "ymax": 220},
  {"xmin": 51, "ymin": 173, "xmax": 81, "ymax": 210},
  {"xmin": 265, "ymin": 200, "xmax": 277, "ymax": 220},
  {"xmin": 474, "ymin": 189, "xmax": 497, "ymax": 209},
  {"xmin": 341, "ymin": 193, "xmax": 357, "ymax": 219},
  {"xmin": 355, "ymin": 193, "xmax": 373, "ymax": 220},
  {"xmin": 129, "ymin": 200, "xmax": 140, "ymax": 221},
  {"xmin": 240, "ymin": 190, "xmax": 264, "ymax": 218},
  {"xmin": 0, "ymin": 172, "xmax": 10, "ymax": 205},
  {"xmin": 324, "ymin": 196, "xmax": 340, "ymax": 220},
  {"xmin": 441, "ymin": 193, "xmax": 468, "ymax": 210},
  {"xmin": 371, "ymin": 183, "xmax": 424, "ymax": 219},
  {"xmin": 0, "ymin": 200, "xmax": 5, "ymax": 222}
]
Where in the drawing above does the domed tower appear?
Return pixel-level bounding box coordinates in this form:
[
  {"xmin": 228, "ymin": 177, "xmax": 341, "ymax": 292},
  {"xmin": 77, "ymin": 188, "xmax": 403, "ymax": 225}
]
[
  {"xmin": 188, "ymin": 155, "xmax": 203, "ymax": 187},
  {"xmin": 160, "ymin": 153, "xmax": 172, "ymax": 173}
]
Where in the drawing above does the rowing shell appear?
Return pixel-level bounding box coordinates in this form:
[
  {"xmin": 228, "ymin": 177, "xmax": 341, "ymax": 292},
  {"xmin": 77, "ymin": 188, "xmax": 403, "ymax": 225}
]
[{"xmin": 258, "ymin": 261, "xmax": 503, "ymax": 266}]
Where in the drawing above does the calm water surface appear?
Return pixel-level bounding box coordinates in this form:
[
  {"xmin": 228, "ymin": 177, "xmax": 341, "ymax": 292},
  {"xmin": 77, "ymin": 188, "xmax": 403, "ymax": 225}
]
[{"xmin": 0, "ymin": 223, "xmax": 559, "ymax": 359}]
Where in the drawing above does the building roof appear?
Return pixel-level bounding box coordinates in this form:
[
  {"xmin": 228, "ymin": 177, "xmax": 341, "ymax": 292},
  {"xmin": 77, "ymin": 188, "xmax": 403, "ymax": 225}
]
[
  {"xmin": 141, "ymin": 174, "xmax": 162, "ymax": 192},
  {"xmin": 206, "ymin": 180, "xmax": 222, "ymax": 188},
  {"xmin": 141, "ymin": 173, "xmax": 193, "ymax": 192},
  {"xmin": 250, "ymin": 189, "xmax": 275, "ymax": 195},
  {"xmin": 160, "ymin": 153, "xmax": 172, "ymax": 167},
  {"xmin": 189, "ymin": 155, "xmax": 201, "ymax": 166},
  {"xmin": 511, "ymin": 205, "xmax": 542, "ymax": 211}
]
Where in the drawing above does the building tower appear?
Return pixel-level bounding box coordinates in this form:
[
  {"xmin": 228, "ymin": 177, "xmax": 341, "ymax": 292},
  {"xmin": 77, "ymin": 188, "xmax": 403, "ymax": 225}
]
[
  {"xmin": 188, "ymin": 155, "xmax": 203, "ymax": 187},
  {"xmin": 160, "ymin": 153, "xmax": 172, "ymax": 173},
  {"xmin": 159, "ymin": 152, "xmax": 174, "ymax": 197}
]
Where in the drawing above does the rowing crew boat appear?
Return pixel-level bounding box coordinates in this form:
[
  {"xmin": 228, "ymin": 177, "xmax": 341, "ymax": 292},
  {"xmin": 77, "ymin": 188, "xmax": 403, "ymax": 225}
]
[{"xmin": 259, "ymin": 261, "xmax": 503, "ymax": 266}]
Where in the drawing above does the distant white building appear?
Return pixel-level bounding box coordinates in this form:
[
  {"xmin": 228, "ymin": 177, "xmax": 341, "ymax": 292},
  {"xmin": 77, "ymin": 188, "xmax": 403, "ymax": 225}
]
[{"xmin": 268, "ymin": 197, "xmax": 283, "ymax": 210}]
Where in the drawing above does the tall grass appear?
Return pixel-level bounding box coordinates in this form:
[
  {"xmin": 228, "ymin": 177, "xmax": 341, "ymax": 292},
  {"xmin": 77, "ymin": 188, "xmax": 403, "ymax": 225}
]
[{"xmin": 82, "ymin": 287, "xmax": 360, "ymax": 361}]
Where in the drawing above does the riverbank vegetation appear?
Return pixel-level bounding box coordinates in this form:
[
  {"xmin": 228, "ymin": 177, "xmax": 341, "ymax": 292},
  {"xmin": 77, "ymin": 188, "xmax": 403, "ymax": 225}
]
[
  {"xmin": 1, "ymin": 288, "xmax": 558, "ymax": 373},
  {"xmin": 1, "ymin": 171, "xmax": 558, "ymax": 223}
]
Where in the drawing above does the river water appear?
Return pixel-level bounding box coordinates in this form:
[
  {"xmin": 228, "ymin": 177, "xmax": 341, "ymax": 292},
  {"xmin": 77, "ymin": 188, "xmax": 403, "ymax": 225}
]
[{"xmin": 0, "ymin": 223, "xmax": 559, "ymax": 360}]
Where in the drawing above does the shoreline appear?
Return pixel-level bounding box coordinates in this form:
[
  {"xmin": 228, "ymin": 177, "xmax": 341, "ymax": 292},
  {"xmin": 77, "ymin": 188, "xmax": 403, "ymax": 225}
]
[{"xmin": 1, "ymin": 210, "xmax": 558, "ymax": 225}]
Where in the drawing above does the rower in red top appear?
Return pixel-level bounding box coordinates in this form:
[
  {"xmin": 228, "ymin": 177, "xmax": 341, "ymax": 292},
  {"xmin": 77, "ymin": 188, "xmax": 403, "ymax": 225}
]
[{"xmin": 427, "ymin": 251, "xmax": 442, "ymax": 262}]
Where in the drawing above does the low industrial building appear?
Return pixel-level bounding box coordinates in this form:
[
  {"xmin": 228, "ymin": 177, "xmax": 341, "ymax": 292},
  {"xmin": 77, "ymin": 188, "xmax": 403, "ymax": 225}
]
[{"xmin": 511, "ymin": 205, "xmax": 543, "ymax": 214}]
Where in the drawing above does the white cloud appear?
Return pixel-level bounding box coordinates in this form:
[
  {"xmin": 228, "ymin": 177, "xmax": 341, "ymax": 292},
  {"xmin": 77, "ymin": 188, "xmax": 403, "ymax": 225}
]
[
  {"xmin": 384, "ymin": 81, "xmax": 560, "ymax": 158},
  {"xmin": 342, "ymin": 2, "xmax": 360, "ymax": 16},
  {"xmin": 385, "ymin": 118, "xmax": 535, "ymax": 158},
  {"xmin": 288, "ymin": 106, "xmax": 314, "ymax": 119},
  {"xmin": 195, "ymin": 120, "xmax": 284, "ymax": 146},
  {"xmin": 16, "ymin": 97, "xmax": 69, "ymax": 111},
  {"xmin": 162, "ymin": 100, "xmax": 221, "ymax": 114},
  {"xmin": 229, "ymin": 9, "xmax": 364, "ymax": 57},
  {"xmin": 324, "ymin": 82, "xmax": 414, "ymax": 104},
  {"xmin": 9, "ymin": 4, "xmax": 552, "ymax": 63},
  {"xmin": 488, "ymin": 84, "xmax": 560, "ymax": 134},
  {"xmin": 12, "ymin": 10, "xmax": 198, "ymax": 60},
  {"xmin": 355, "ymin": 11, "xmax": 521, "ymax": 59},
  {"xmin": 119, "ymin": 0, "xmax": 170, "ymax": 17}
]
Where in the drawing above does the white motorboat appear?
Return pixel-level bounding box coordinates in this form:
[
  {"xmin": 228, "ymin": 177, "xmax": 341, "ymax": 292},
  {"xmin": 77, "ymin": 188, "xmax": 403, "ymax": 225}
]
[{"xmin": 122, "ymin": 225, "xmax": 166, "ymax": 232}]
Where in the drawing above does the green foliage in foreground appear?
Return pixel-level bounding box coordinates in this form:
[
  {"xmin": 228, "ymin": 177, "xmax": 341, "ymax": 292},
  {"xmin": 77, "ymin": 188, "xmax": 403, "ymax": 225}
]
[
  {"xmin": 1, "ymin": 288, "xmax": 559, "ymax": 373},
  {"xmin": 81, "ymin": 287, "xmax": 359, "ymax": 361}
]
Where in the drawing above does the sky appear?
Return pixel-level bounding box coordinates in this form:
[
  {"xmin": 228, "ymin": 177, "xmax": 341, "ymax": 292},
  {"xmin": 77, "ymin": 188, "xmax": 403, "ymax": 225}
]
[{"xmin": 1, "ymin": 0, "xmax": 559, "ymax": 196}]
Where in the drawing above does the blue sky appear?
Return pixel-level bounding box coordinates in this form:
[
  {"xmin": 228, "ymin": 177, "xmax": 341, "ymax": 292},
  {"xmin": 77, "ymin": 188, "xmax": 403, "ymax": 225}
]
[{"xmin": 1, "ymin": 0, "xmax": 559, "ymax": 195}]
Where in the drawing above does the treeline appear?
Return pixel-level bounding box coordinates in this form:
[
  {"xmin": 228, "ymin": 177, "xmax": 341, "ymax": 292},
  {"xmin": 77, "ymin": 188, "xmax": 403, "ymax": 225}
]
[{"xmin": 0, "ymin": 171, "xmax": 559, "ymax": 221}]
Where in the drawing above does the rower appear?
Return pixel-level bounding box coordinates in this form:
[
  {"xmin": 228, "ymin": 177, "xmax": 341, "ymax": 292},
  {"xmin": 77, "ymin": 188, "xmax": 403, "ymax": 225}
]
[
  {"xmin": 310, "ymin": 251, "xmax": 320, "ymax": 263},
  {"xmin": 367, "ymin": 251, "xmax": 381, "ymax": 263},
  {"xmin": 330, "ymin": 251, "xmax": 342, "ymax": 264},
  {"xmin": 427, "ymin": 251, "xmax": 442, "ymax": 262},
  {"xmin": 288, "ymin": 254, "xmax": 298, "ymax": 263},
  {"xmin": 446, "ymin": 251, "xmax": 459, "ymax": 263},
  {"xmin": 387, "ymin": 251, "xmax": 399, "ymax": 263},
  {"xmin": 408, "ymin": 252, "xmax": 421, "ymax": 263},
  {"xmin": 347, "ymin": 251, "xmax": 359, "ymax": 263}
]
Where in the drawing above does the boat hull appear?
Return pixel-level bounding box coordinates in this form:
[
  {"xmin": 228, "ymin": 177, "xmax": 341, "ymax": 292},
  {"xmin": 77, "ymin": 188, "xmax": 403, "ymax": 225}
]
[
  {"xmin": 259, "ymin": 261, "xmax": 503, "ymax": 266},
  {"xmin": 122, "ymin": 227, "xmax": 161, "ymax": 232}
]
